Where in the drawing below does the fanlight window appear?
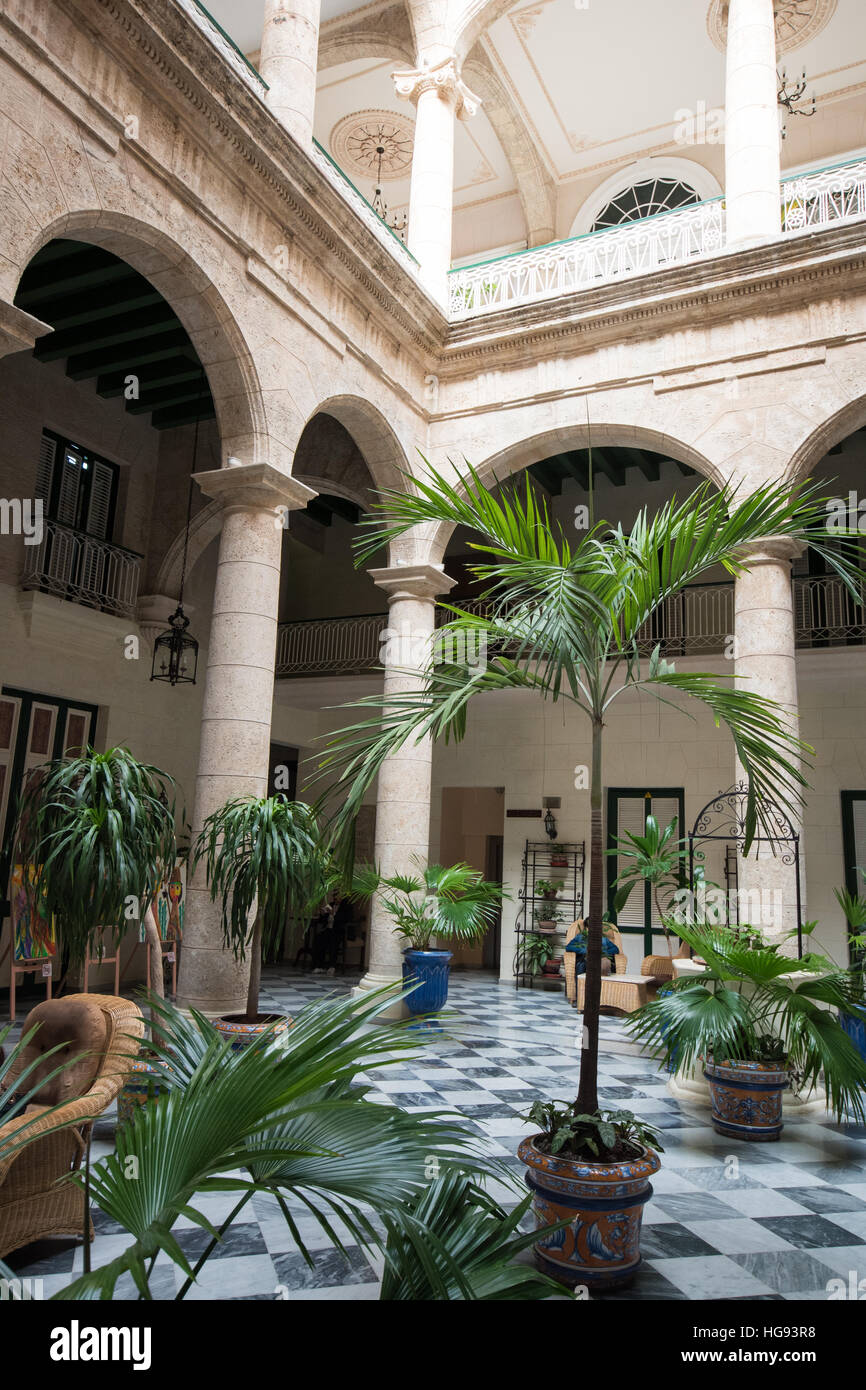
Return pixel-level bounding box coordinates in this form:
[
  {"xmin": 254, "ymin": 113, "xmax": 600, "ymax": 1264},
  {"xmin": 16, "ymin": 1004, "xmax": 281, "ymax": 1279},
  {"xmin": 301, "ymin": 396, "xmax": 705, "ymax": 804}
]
[{"xmin": 591, "ymin": 178, "xmax": 700, "ymax": 231}]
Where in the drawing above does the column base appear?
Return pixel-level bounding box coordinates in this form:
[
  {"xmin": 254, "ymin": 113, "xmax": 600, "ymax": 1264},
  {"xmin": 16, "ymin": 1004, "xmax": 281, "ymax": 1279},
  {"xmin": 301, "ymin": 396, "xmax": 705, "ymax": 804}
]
[{"xmin": 352, "ymin": 969, "xmax": 408, "ymax": 1020}]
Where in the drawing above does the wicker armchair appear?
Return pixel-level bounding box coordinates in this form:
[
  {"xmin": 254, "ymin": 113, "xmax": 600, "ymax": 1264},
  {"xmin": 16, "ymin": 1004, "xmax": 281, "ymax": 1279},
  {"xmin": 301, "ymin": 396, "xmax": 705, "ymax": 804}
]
[
  {"xmin": 0, "ymin": 993, "xmax": 144, "ymax": 1258},
  {"xmin": 564, "ymin": 921, "xmax": 627, "ymax": 1003}
]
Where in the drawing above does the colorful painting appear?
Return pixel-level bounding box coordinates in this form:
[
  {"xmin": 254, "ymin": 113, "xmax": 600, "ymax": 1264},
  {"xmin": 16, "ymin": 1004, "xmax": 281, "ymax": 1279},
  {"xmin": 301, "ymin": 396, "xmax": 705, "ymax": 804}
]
[
  {"xmin": 10, "ymin": 863, "xmax": 58, "ymax": 962},
  {"xmin": 139, "ymin": 861, "xmax": 186, "ymax": 943}
]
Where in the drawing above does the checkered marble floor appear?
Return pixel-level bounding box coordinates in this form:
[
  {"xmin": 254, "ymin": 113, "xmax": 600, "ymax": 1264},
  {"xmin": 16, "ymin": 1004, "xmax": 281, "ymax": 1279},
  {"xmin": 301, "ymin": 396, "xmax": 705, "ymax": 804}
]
[{"xmin": 7, "ymin": 969, "xmax": 866, "ymax": 1301}]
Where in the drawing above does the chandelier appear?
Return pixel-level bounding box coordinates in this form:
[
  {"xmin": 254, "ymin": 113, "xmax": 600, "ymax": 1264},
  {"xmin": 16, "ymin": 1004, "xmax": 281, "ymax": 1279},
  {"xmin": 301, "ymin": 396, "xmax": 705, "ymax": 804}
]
[
  {"xmin": 370, "ymin": 142, "xmax": 408, "ymax": 241},
  {"xmin": 777, "ymin": 68, "xmax": 817, "ymax": 139}
]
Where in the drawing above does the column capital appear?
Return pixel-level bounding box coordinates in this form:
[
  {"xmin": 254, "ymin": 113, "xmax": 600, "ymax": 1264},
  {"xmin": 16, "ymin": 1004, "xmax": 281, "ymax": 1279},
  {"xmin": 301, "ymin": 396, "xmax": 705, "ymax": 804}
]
[
  {"xmin": 368, "ymin": 563, "xmax": 457, "ymax": 604},
  {"xmin": 194, "ymin": 463, "xmax": 316, "ymax": 513},
  {"xmin": 0, "ymin": 298, "xmax": 52, "ymax": 359},
  {"xmin": 736, "ymin": 536, "xmax": 804, "ymax": 566},
  {"xmin": 392, "ymin": 55, "xmax": 481, "ymax": 120}
]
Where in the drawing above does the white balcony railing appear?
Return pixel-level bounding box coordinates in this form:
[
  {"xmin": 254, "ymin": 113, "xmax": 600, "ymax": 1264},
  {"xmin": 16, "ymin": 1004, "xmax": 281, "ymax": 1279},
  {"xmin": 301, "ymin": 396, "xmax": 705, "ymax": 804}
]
[
  {"xmin": 21, "ymin": 520, "xmax": 142, "ymax": 619},
  {"xmin": 449, "ymin": 198, "xmax": 727, "ymax": 320},
  {"xmin": 275, "ymin": 577, "xmax": 865, "ymax": 678},
  {"xmin": 179, "ymin": 1, "xmax": 267, "ymax": 95},
  {"xmin": 781, "ymin": 156, "xmax": 866, "ymax": 235}
]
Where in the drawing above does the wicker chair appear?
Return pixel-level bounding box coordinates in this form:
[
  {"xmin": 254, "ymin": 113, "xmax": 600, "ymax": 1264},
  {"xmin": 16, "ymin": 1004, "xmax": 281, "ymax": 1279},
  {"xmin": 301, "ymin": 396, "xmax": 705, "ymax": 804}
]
[
  {"xmin": 0, "ymin": 993, "xmax": 144, "ymax": 1259},
  {"xmin": 566, "ymin": 921, "xmax": 667, "ymax": 1015}
]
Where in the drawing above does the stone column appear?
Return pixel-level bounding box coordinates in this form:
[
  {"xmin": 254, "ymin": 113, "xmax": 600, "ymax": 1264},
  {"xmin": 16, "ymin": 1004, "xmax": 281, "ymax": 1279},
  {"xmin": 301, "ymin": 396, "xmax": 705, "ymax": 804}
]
[
  {"xmin": 177, "ymin": 463, "xmax": 314, "ymax": 1016},
  {"xmin": 393, "ymin": 56, "xmax": 480, "ymax": 305},
  {"xmin": 734, "ymin": 538, "xmax": 804, "ymax": 947},
  {"xmin": 354, "ymin": 563, "xmax": 456, "ymax": 1001},
  {"xmin": 724, "ymin": 0, "xmax": 782, "ymax": 246},
  {"xmin": 258, "ymin": 0, "xmax": 321, "ymax": 147}
]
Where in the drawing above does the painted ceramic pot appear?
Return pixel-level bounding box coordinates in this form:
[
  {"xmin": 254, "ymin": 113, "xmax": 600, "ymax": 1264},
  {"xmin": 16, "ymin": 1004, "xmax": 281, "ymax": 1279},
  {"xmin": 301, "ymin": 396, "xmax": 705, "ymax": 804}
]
[
  {"xmin": 839, "ymin": 1008, "xmax": 866, "ymax": 1061},
  {"xmin": 213, "ymin": 1014, "xmax": 291, "ymax": 1052},
  {"xmin": 704, "ymin": 1058, "xmax": 788, "ymax": 1141},
  {"xmin": 518, "ymin": 1135, "xmax": 660, "ymax": 1290},
  {"xmin": 116, "ymin": 1058, "xmax": 169, "ymax": 1126},
  {"xmin": 542, "ymin": 957, "xmax": 563, "ymax": 976},
  {"xmin": 402, "ymin": 949, "xmax": 452, "ymax": 1015}
]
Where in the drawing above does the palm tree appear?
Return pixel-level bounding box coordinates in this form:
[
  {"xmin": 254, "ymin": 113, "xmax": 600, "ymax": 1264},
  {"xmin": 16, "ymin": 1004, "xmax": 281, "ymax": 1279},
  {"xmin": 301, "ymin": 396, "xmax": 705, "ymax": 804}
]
[
  {"xmin": 13, "ymin": 747, "xmax": 176, "ymax": 998},
  {"xmin": 192, "ymin": 797, "xmax": 333, "ymax": 1023},
  {"xmin": 350, "ymin": 860, "xmax": 502, "ymax": 950},
  {"xmin": 317, "ymin": 463, "xmax": 861, "ymax": 1115}
]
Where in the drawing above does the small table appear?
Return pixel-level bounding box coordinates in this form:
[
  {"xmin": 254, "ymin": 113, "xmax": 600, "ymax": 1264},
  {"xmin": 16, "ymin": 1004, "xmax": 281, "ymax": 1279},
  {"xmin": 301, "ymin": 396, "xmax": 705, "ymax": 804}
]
[{"xmin": 576, "ymin": 971, "xmax": 661, "ymax": 1015}]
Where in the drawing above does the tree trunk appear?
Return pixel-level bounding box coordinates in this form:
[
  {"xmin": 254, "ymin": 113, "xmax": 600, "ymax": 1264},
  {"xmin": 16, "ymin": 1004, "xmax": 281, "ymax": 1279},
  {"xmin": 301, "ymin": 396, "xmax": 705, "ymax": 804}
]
[
  {"xmin": 245, "ymin": 914, "xmax": 263, "ymax": 1024},
  {"xmin": 576, "ymin": 716, "xmax": 603, "ymax": 1114},
  {"xmin": 143, "ymin": 903, "xmax": 165, "ymax": 1001}
]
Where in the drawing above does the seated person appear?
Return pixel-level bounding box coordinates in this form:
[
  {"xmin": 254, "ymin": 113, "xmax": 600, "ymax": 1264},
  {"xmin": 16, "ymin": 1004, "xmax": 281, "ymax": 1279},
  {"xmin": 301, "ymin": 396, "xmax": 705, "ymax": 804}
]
[{"xmin": 565, "ymin": 925, "xmax": 620, "ymax": 976}]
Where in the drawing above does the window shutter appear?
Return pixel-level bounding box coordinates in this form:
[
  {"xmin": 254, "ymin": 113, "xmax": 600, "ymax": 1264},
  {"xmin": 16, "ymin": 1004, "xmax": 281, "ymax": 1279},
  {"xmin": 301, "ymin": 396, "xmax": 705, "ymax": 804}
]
[
  {"xmin": 35, "ymin": 432, "xmax": 56, "ymax": 503},
  {"xmin": 85, "ymin": 460, "xmax": 114, "ymax": 540},
  {"xmin": 853, "ymin": 798, "xmax": 866, "ymax": 873},
  {"xmin": 56, "ymin": 445, "xmax": 83, "ymax": 527},
  {"xmin": 647, "ymin": 794, "xmax": 680, "ymax": 926},
  {"xmin": 611, "ymin": 795, "xmax": 650, "ymax": 928}
]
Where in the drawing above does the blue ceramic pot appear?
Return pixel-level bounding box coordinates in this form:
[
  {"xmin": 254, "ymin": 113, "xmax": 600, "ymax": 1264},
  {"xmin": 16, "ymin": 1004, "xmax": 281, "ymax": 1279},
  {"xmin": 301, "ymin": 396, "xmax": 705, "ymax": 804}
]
[
  {"xmin": 704, "ymin": 1059, "xmax": 788, "ymax": 1141},
  {"xmin": 839, "ymin": 1007, "xmax": 866, "ymax": 1061},
  {"xmin": 402, "ymin": 949, "xmax": 453, "ymax": 1015}
]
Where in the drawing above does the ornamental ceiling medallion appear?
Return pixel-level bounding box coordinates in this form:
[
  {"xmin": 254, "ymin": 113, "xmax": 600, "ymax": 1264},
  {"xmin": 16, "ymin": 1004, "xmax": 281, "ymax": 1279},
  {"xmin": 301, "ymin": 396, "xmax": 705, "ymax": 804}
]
[
  {"xmin": 329, "ymin": 109, "xmax": 415, "ymax": 182},
  {"xmin": 707, "ymin": 0, "xmax": 837, "ymax": 56}
]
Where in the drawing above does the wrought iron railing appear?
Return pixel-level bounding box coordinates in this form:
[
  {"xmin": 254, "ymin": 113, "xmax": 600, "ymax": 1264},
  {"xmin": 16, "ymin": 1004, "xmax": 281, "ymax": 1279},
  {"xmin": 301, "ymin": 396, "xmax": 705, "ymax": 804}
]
[
  {"xmin": 781, "ymin": 156, "xmax": 866, "ymax": 235},
  {"xmin": 275, "ymin": 576, "xmax": 865, "ymax": 677},
  {"xmin": 448, "ymin": 198, "xmax": 727, "ymax": 320},
  {"xmin": 20, "ymin": 519, "xmax": 142, "ymax": 619}
]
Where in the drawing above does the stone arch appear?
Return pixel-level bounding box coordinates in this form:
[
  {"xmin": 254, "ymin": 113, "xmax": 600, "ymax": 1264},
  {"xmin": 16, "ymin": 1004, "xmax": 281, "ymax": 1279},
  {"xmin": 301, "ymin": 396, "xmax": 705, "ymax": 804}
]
[
  {"xmin": 304, "ymin": 395, "xmax": 412, "ymax": 495},
  {"xmin": 570, "ymin": 158, "xmax": 723, "ymax": 238},
  {"xmin": 786, "ymin": 394, "xmax": 866, "ymax": 484},
  {"xmin": 155, "ymin": 500, "xmax": 224, "ymax": 598},
  {"xmin": 452, "ymin": 0, "xmax": 518, "ymax": 62},
  {"xmin": 6, "ymin": 210, "xmax": 268, "ymax": 469},
  {"xmin": 423, "ymin": 421, "xmax": 720, "ymax": 563}
]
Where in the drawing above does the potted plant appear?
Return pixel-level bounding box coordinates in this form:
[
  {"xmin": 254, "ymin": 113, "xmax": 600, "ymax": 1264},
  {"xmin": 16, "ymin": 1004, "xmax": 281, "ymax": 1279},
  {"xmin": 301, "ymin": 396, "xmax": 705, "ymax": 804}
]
[
  {"xmin": 535, "ymin": 878, "xmax": 564, "ymax": 901},
  {"xmin": 13, "ymin": 747, "xmax": 177, "ymax": 1111},
  {"xmin": 193, "ymin": 796, "xmax": 332, "ymax": 1048},
  {"xmin": 608, "ymin": 814, "xmax": 687, "ymax": 958},
  {"xmin": 834, "ymin": 872, "xmax": 866, "ymax": 1059},
  {"xmin": 351, "ymin": 861, "xmax": 502, "ymax": 1015},
  {"xmin": 322, "ymin": 464, "xmax": 862, "ymax": 1284},
  {"xmin": 532, "ymin": 905, "xmax": 563, "ymax": 933},
  {"xmin": 548, "ymin": 844, "xmax": 569, "ymax": 869},
  {"xmin": 518, "ymin": 1106, "xmax": 663, "ymax": 1289},
  {"xmin": 521, "ymin": 932, "xmax": 554, "ymax": 978},
  {"xmin": 627, "ymin": 920, "xmax": 866, "ymax": 1140}
]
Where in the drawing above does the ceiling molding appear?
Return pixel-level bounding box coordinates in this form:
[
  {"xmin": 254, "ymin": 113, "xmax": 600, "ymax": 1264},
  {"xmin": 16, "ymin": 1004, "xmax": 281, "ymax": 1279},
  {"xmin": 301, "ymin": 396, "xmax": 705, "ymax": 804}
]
[{"xmin": 707, "ymin": 0, "xmax": 838, "ymax": 56}]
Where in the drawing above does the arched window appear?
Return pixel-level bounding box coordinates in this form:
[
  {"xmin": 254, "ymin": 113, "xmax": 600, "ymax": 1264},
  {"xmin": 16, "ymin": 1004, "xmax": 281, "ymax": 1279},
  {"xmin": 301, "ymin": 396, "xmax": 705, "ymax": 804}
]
[{"xmin": 591, "ymin": 177, "xmax": 700, "ymax": 231}]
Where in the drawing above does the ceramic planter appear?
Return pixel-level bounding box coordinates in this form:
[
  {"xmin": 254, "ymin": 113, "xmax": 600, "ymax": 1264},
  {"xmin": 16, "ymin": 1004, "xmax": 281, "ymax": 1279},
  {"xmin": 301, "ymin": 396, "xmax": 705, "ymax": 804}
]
[
  {"xmin": 117, "ymin": 1058, "xmax": 170, "ymax": 1126},
  {"xmin": 542, "ymin": 956, "xmax": 563, "ymax": 976},
  {"xmin": 213, "ymin": 1014, "xmax": 291, "ymax": 1052},
  {"xmin": 402, "ymin": 948, "xmax": 452, "ymax": 1015},
  {"xmin": 839, "ymin": 1007, "xmax": 866, "ymax": 1061},
  {"xmin": 518, "ymin": 1135, "xmax": 660, "ymax": 1290},
  {"xmin": 704, "ymin": 1058, "xmax": 788, "ymax": 1141}
]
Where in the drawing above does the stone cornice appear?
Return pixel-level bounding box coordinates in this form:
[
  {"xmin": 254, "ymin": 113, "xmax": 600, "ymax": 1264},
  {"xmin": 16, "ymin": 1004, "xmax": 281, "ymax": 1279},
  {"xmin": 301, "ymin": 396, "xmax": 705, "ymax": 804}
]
[
  {"xmin": 437, "ymin": 221, "xmax": 866, "ymax": 374},
  {"xmin": 369, "ymin": 564, "xmax": 457, "ymax": 603},
  {"xmin": 194, "ymin": 464, "xmax": 315, "ymax": 512}
]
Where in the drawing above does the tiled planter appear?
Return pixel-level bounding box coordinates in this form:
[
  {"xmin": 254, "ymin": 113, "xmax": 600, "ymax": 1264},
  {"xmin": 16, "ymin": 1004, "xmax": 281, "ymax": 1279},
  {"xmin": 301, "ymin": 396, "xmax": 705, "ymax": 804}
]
[
  {"xmin": 402, "ymin": 949, "xmax": 452, "ymax": 1015},
  {"xmin": 213, "ymin": 1014, "xmax": 291, "ymax": 1052},
  {"xmin": 704, "ymin": 1058, "xmax": 788, "ymax": 1141},
  {"xmin": 117, "ymin": 1058, "xmax": 169, "ymax": 1126},
  {"xmin": 518, "ymin": 1135, "xmax": 660, "ymax": 1290}
]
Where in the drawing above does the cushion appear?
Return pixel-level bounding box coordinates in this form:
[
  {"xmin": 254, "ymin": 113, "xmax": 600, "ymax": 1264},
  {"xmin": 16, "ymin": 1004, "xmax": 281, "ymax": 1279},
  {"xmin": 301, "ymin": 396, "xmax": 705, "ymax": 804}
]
[{"xmin": 16, "ymin": 997, "xmax": 108, "ymax": 1106}]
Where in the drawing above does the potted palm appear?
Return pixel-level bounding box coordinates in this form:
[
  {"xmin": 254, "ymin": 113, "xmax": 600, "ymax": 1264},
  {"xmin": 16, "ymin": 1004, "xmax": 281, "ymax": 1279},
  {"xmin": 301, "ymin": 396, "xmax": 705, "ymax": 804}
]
[
  {"xmin": 835, "ymin": 872, "xmax": 866, "ymax": 1059},
  {"xmin": 193, "ymin": 796, "xmax": 332, "ymax": 1048},
  {"xmin": 627, "ymin": 920, "xmax": 866, "ymax": 1139},
  {"xmin": 351, "ymin": 861, "xmax": 502, "ymax": 1015},
  {"xmin": 12, "ymin": 746, "xmax": 178, "ymax": 1117},
  {"xmin": 320, "ymin": 462, "xmax": 862, "ymax": 1286}
]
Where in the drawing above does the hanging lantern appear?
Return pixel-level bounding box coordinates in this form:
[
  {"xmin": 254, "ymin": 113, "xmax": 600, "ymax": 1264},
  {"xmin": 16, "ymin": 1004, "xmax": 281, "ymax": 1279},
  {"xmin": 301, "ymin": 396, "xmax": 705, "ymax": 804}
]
[
  {"xmin": 151, "ymin": 603, "xmax": 198, "ymax": 685},
  {"xmin": 150, "ymin": 371, "xmax": 206, "ymax": 687},
  {"xmin": 544, "ymin": 808, "xmax": 558, "ymax": 841}
]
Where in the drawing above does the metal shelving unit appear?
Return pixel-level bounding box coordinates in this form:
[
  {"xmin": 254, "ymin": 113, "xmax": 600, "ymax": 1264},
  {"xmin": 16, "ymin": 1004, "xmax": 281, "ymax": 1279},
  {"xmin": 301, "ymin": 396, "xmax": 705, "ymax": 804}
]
[{"xmin": 513, "ymin": 840, "xmax": 585, "ymax": 990}]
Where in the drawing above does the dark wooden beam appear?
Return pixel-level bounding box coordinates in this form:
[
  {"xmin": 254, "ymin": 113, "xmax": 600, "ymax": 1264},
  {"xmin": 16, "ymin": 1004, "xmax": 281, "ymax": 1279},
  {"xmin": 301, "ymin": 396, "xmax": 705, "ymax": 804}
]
[
  {"xmin": 591, "ymin": 447, "xmax": 625, "ymax": 487},
  {"xmin": 96, "ymin": 357, "xmax": 201, "ymax": 398},
  {"xmin": 527, "ymin": 460, "xmax": 562, "ymax": 495},
  {"xmin": 21, "ymin": 280, "xmax": 161, "ymax": 330},
  {"xmin": 65, "ymin": 328, "xmax": 191, "ymax": 379},
  {"xmin": 624, "ymin": 447, "xmax": 660, "ymax": 482},
  {"xmin": 151, "ymin": 398, "xmax": 216, "ymax": 430},
  {"xmin": 125, "ymin": 380, "xmax": 213, "ymax": 415},
  {"xmin": 35, "ymin": 302, "xmax": 178, "ymax": 361}
]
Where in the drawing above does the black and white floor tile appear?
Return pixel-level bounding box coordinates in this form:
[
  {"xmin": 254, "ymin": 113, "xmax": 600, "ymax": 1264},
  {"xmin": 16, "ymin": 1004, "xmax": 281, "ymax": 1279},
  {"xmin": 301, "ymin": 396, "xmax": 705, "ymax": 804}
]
[{"xmin": 7, "ymin": 969, "xmax": 866, "ymax": 1301}]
